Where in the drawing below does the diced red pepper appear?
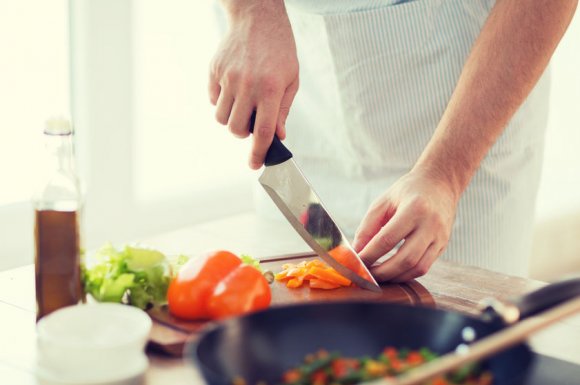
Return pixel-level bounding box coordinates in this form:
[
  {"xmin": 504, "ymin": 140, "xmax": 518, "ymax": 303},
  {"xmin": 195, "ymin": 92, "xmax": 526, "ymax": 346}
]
[
  {"xmin": 282, "ymin": 369, "xmax": 301, "ymax": 384},
  {"xmin": 310, "ymin": 369, "xmax": 327, "ymax": 385},
  {"xmin": 406, "ymin": 351, "xmax": 424, "ymax": 366},
  {"xmin": 331, "ymin": 358, "xmax": 360, "ymax": 378}
]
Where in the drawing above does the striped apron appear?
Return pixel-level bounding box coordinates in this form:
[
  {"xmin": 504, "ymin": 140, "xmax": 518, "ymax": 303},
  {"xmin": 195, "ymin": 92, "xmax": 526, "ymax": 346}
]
[{"xmin": 254, "ymin": 0, "xmax": 550, "ymax": 277}]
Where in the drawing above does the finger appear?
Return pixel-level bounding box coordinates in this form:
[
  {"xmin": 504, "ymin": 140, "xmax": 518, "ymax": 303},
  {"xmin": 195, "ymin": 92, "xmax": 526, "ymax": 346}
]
[
  {"xmin": 250, "ymin": 97, "xmax": 282, "ymax": 169},
  {"xmin": 390, "ymin": 243, "xmax": 442, "ymax": 283},
  {"xmin": 228, "ymin": 95, "xmax": 253, "ymax": 138},
  {"xmin": 369, "ymin": 230, "xmax": 432, "ymax": 282},
  {"xmin": 352, "ymin": 202, "xmax": 396, "ymax": 253},
  {"xmin": 276, "ymin": 78, "xmax": 299, "ymax": 140},
  {"xmin": 208, "ymin": 78, "xmax": 221, "ymax": 106},
  {"xmin": 357, "ymin": 208, "xmax": 415, "ymax": 266},
  {"xmin": 215, "ymin": 90, "xmax": 234, "ymax": 125}
]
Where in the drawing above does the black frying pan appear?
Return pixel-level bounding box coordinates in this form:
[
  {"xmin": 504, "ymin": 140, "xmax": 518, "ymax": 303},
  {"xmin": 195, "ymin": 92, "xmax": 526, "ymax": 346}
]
[{"xmin": 189, "ymin": 277, "xmax": 580, "ymax": 385}]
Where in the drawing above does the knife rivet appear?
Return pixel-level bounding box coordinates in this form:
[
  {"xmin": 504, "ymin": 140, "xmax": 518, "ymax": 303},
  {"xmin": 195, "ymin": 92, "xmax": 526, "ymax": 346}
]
[{"xmin": 461, "ymin": 326, "xmax": 476, "ymax": 342}]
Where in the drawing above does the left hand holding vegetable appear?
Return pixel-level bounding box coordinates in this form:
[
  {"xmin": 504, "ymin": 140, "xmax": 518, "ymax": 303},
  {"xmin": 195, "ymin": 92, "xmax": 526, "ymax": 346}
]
[{"xmin": 352, "ymin": 169, "xmax": 458, "ymax": 283}]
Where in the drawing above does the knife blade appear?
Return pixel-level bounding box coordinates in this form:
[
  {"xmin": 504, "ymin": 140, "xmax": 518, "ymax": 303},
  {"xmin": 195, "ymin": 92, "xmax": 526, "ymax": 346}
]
[{"xmin": 251, "ymin": 118, "xmax": 381, "ymax": 292}]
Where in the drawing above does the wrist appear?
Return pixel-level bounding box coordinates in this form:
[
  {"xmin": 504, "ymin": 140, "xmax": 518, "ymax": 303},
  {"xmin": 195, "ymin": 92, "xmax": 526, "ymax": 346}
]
[
  {"xmin": 413, "ymin": 122, "xmax": 489, "ymax": 202},
  {"xmin": 411, "ymin": 160, "xmax": 466, "ymax": 205},
  {"xmin": 220, "ymin": 0, "xmax": 286, "ymax": 22}
]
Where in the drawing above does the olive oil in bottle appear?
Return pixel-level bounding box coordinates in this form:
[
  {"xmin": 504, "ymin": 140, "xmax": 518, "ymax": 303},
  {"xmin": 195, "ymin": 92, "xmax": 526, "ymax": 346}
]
[{"xmin": 33, "ymin": 118, "xmax": 83, "ymax": 321}]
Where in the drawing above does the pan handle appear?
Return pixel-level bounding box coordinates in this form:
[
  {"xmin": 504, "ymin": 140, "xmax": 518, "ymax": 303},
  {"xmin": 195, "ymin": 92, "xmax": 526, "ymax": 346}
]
[
  {"xmin": 481, "ymin": 276, "xmax": 580, "ymax": 324},
  {"xmin": 249, "ymin": 112, "xmax": 293, "ymax": 167}
]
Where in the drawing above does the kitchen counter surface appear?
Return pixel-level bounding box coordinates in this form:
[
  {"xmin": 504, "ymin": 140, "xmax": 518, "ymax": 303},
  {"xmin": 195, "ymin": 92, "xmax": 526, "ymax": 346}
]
[{"xmin": 1, "ymin": 212, "xmax": 579, "ymax": 384}]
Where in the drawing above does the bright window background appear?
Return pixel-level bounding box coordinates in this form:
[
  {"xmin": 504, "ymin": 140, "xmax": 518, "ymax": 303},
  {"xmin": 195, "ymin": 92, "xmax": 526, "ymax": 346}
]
[
  {"xmin": 0, "ymin": 0, "xmax": 70, "ymax": 205},
  {"xmin": 535, "ymin": 9, "xmax": 580, "ymax": 221},
  {"xmin": 133, "ymin": 0, "xmax": 253, "ymax": 203},
  {"xmin": 67, "ymin": 0, "xmax": 254, "ymax": 266},
  {"xmin": 0, "ymin": 0, "xmax": 70, "ymax": 271}
]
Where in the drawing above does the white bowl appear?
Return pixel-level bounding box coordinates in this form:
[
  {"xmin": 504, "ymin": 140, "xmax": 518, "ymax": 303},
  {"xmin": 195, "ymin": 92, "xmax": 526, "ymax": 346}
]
[{"xmin": 36, "ymin": 303, "xmax": 152, "ymax": 385}]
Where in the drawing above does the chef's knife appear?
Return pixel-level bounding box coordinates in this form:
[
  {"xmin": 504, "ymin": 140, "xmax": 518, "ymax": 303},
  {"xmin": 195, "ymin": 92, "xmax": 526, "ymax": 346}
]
[{"xmin": 251, "ymin": 116, "xmax": 381, "ymax": 292}]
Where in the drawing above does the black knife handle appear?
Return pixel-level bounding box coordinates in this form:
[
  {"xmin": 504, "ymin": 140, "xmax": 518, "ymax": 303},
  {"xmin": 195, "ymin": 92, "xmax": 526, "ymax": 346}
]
[
  {"xmin": 480, "ymin": 276, "xmax": 580, "ymax": 324},
  {"xmin": 249, "ymin": 112, "xmax": 293, "ymax": 167},
  {"xmin": 511, "ymin": 276, "xmax": 580, "ymax": 320}
]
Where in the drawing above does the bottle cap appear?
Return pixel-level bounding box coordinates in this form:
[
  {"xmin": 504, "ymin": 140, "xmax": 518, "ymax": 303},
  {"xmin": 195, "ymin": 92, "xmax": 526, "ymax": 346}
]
[{"xmin": 44, "ymin": 117, "xmax": 73, "ymax": 135}]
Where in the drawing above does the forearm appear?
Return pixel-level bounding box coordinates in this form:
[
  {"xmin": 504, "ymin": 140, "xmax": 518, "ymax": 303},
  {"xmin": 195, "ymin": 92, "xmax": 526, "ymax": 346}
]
[{"xmin": 414, "ymin": 0, "xmax": 577, "ymax": 199}]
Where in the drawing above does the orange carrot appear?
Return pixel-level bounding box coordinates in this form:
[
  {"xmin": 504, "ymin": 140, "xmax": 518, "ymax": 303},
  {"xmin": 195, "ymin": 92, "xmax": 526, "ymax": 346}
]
[
  {"xmin": 309, "ymin": 279, "xmax": 341, "ymax": 290},
  {"xmin": 276, "ymin": 258, "xmax": 353, "ymax": 290},
  {"xmin": 308, "ymin": 266, "xmax": 351, "ymax": 287},
  {"xmin": 286, "ymin": 277, "xmax": 304, "ymax": 288}
]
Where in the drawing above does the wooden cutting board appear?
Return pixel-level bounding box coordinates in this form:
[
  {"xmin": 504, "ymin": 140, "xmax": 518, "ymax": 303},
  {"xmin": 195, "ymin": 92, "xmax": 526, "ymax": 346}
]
[{"xmin": 146, "ymin": 252, "xmax": 435, "ymax": 357}]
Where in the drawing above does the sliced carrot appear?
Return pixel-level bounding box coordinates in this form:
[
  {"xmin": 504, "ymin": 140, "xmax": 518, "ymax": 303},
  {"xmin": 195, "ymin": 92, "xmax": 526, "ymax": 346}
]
[
  {"xmin": 286, "ymin": 277, "xmax": 304, "ymax": 288},
  {"xmin": 306, "ymin": 260, "xmax": 325, "ymax": 268},
  {"xmin": 286, "ymin": 266, "xmax": 306, "ymax": 277},
  {"xmin": 308, "ymin": 266, "xmax": 351, "ymax": 287},
  {"xmin": 274, "ymin": 271, "xmax": 291, "ymax": 281},
  {"xmin": 328, "ymin": 245, "xmax": 373, "ymax": 281},
  {"xmin": 296, "ymin": 261, "xmax": 308, "ymax": 268},
  {"xmin": 276, "ymin": 258, "xmax": 354, "ymax": 290},
  {"xmin": 309, "ymin": 278, "xmax": 341, "ymax": 290}
]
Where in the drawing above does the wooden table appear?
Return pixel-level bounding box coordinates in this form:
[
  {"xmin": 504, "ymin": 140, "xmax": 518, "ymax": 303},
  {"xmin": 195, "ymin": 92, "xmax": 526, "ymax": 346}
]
[{"xmin": 1, "ymin": 212, "xmax": 579, "ymax": 384}]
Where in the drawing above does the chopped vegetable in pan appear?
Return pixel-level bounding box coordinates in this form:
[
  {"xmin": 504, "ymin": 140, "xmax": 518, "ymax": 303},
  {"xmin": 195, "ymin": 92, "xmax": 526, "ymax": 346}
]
[
  {"xmin": 233, "ymin": 347, "xmax": 492, "ymax": 385},
  {"xmin": 279, "ymin": 348, "xmax": 492, "ymax": 385}
]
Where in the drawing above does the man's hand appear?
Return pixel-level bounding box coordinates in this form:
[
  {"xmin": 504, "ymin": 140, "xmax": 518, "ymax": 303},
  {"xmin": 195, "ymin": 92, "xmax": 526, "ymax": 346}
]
[
  {"xmin": 353, "ymin": 0, "xmax": 576, "ymax": 283},
  {"xmin": 210, "ymin": 0, "xmax": 299, "ymax": 169},
  {"xmin": 353, "ymin": 169, "xmax": 458, "ymax": 283}
]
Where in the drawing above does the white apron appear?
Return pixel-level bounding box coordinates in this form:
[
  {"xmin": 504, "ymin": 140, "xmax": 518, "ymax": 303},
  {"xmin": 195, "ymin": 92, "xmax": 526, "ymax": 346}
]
[{"xmin": 254, "ymin": 0, "xmax": 550, "ymax": 277}]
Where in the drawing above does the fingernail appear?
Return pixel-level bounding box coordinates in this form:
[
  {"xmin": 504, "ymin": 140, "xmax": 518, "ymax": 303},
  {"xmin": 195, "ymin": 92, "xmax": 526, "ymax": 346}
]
[
  {"xmin": 352, "ymin": 238, "xmax": 361, "ymax": 252},
  {"xmin": 249, "ymin": 161, "xmax": 262, "ymax": 170}
]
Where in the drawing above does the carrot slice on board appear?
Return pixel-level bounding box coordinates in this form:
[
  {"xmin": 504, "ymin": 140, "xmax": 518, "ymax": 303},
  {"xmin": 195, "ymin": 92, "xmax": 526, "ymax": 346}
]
[
  {"xmin": 308, "ymin": 266, "xmax": 352, "ymax": 287},
  {"xmin": 286, "ymin": 276, "xmax": 305, "ymax": 288},
  {"xmin": 276, "ymin": 258, "xmax": 357, "ymax": 290},
  {"xmin": 274, "ymin": 270, "xmax": 291, "ymax": 281},
  {"xmin": 306, "ymin": 260, "xmax": 325, "ymax": 268},
  {"xmin": 309, "ymin": 278, "xmax": 341, "ymax": 290},
  {"xmin": 286, "ymin": 266, "xmax": 307, "ymax": 277}
]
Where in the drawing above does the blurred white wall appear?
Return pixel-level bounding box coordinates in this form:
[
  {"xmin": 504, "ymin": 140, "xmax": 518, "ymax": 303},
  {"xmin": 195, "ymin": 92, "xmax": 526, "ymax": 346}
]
[
  {"xmin": 531, "ymin": 9, "xmax": 580, "ymax": 281},
  {"xmin": 0, "ymin": 0, "xmax": 70, "ymax": 271}
]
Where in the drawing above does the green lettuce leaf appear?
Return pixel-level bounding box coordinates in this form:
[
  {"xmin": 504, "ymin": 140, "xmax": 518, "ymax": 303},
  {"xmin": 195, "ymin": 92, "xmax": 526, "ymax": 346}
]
[
  {"xmin": 82, "ymin": 243, "xmax": 170, "ymax": 309},
  {"xmin": 240, "ymin": 254, "xmax": 262, "ymax": 272}
]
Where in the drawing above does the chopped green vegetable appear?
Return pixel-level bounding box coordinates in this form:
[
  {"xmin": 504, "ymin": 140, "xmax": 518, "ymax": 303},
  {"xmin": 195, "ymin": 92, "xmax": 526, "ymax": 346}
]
[
  {"xmin": 240, "ymin": 254, "xmax": 263, "ymax": 272},
  {"xmin": 299, "ymin": 352, "xmax": 337, "ymax": 376},
  {"xmin": 170, "ymin": 254, "xmax": 262, "ymax": 276},
  {"xmin": 170, "ymin": 254, "xmax": 191, "ymax": 276},
  {"xmin": 419, "ymin": 347, "xmax": 438, "ymax": 362},
  {"xmin": 313, "ymin": 237, "xmax": 333, "ymax": 251},
  {"xmin": 450, "ymin": 362, "xmax": 480, "ymax": 383},
  {"xmin": 82, "ymin": 243, "xmax": 171, "ymax": 309}
]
